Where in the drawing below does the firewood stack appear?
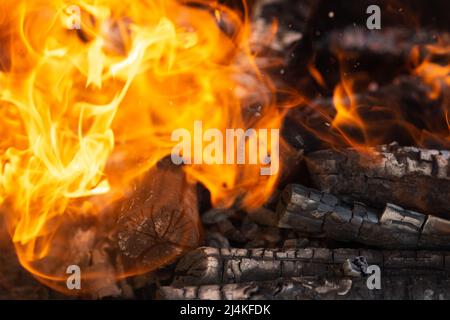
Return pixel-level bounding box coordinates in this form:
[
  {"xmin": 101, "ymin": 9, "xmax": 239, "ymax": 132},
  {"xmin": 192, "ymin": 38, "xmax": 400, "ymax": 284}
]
[{"xmin": 158, "ymin": 143, "xmax": 450, "ymax": 300}]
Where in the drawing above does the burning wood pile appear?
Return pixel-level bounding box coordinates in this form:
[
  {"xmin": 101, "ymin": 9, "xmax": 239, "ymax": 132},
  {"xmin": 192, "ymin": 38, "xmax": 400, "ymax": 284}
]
[{"xmin": 0, "ymin": 0, "xmax": 449, "ymax": 300}]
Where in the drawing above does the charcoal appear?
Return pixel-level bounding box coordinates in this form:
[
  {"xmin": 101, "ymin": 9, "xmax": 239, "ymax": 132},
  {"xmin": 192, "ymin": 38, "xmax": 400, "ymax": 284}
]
[
  {"xmin": 159, "ymin": 275, "xmax": 450, "ymax": 300},
  {"xmin": 172, "ymin": 247, "xmax": 450, "ymax": 287},
  {"xmin": 307, "ymin": 144, "xmax": 450, "ymax": 217},
  {"xmin": 277, "ymin": 184, "xmax": 450, "ymax": 249}
]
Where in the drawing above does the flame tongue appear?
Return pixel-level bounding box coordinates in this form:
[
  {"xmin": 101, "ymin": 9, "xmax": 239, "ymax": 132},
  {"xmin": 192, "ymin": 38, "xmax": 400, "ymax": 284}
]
[{"xmin": 0, "ymin": 0, "xmax": 281, "ymax": 291}]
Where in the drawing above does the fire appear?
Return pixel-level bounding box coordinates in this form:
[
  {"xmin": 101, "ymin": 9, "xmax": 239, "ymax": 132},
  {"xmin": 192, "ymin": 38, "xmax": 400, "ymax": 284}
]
[
  {"xmin": 411, "ymin": 41, "xmax": 450, "ymax": 143},
  {"xmin": 331, "ymin": 75, "xmax": 371, "ymax": 152},
  {"xmin": 305, "ymin": 40, "xmax": 450, "ymax": 153},
  {"xmin": 0, "ymin": 0, "xmax": 282, "ymax": 292},
  {"xmin": 412, "ymin": 42, "xmax": 450, "ymax": 100}
]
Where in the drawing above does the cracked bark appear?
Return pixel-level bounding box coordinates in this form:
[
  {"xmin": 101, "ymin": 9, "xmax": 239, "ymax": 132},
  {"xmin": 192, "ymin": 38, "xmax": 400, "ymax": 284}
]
[
  {"xmin": 163, "ymin": 246, "xmax": 450, "ymax": 300},
  {"xmin": 171, "ymin": 247, "xmax": 450, "ymax": 285},
  {"xmin": 158, "ymin": 276, "xmax": 450, "ymax": 300},
  {"xmin": 277, "ymin": 184, "xmax": 450, "ymax": 249},
  {"xmin": 306, "ymin": 144, "xmax": 450, "ymax": 217},
  {"xmin": 158, "ymin": 278, "xmax": 353, "ymax": 300}
]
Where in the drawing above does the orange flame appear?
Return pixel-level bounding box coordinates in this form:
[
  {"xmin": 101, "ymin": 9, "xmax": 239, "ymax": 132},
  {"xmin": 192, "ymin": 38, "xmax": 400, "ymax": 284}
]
[
  {"xmin": 412, "ymin": 42, "xmax": 450, "ymax": 100},
  {"xmin": 331, "ymin": 74, "xmax": 372, "ymax": 152},
  {"xmin": 0, "ymin": 0, "xmax": 283, "ymax": 292},
  {"xmin": 412, "ymin": 41, "xmax": 450, "ymax": 142},
  {"xmin": 309, "ymin": 40, "xmax": 450, "ymax": 152}
]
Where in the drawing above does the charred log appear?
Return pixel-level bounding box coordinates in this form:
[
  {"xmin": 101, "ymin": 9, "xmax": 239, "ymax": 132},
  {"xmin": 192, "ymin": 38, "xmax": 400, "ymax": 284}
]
[
  {"xmin": 277, "ymin": 184, "xmax": 450, "ymax": 249},
  {"xmin": 159, "ymin": 275, "xmax": 450, "ymax": 300},
  {"xmin": 117, "ymin": 159, "xmax": 202, "ymax": 273},
  {"xmin": 158, "ymin": 278, "xmax": 353, "ymax": 300},
  {"xmin": 307, "ymin": 144, "xmax": 450, "ymax": 217},
  {"xmin": 171, "ymin": 247, "xmax": 450, "ymax": 287}
]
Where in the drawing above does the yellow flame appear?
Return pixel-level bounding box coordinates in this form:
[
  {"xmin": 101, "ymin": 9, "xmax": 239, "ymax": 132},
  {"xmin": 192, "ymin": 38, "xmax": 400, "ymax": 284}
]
[{"xmin": 0, "ymin": 0, "xmax": 282, "ymax": 290}]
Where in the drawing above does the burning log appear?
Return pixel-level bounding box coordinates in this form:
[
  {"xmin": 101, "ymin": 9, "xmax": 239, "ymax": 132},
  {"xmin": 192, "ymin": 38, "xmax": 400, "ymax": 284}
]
[
  {"xmin": 21, "ymin": 159, "xmax": 202, "ymax": 297},
  {"xmin": 277, "ymin": 184, "xmax": 450, "ymax": 249},
  {"xmin": 117, "ymin": 159, "xmax": 202, "ymax": 273},
  {"xmin": 171, "ymin": 247, "xmax": 450, "ymax": 287},
  {"xmin": 307, "ymin": 143, "xmax": 450, "ymax": 217}
]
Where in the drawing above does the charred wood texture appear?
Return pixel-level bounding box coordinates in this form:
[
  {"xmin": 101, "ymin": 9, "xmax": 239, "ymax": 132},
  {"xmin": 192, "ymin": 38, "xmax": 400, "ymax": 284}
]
[
  {"xmin": 164, "ymin": 247, "xmax": 450, "ymax": 300},
  {"xmin": 277, "ymin": 184, "xmax": 450, "ymax": 249},
  {"xmin": 307, "ymin": 144, "xmax": 450, "ymax": 217},
  {"xmin": 158, "ymin": 279, "xmax": 353, "ymax": 300},
  {"xmin": 117, "ymin": 159, "xmax": 201, "ymax": 272},
  {"xmin": 171, "ymin": 247, "xmax": 450, "ymax": 286},
  {"xmin": 159, "ymin": 276, "xmax": 450, "ymax": 300}
]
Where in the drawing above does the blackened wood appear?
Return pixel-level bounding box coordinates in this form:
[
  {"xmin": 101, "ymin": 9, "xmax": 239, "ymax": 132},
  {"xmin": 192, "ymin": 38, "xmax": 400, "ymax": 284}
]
[
  {"xmin": 159, "ymin": 275, "xmax": 450, "ymax": 300},
  {"xmin": 277, "ymin": 184, "xmax": 450, "ymax": 249},
  {"xmin": 117, "ymin": 160, "xmax": 201, "ymax": 272},
  {"xmin": 158, "ymin": 278, "xmax": 353, "ymax": 300},
  {"xmin": 307, "ymin": 144, "xmax": 450, "ymax": 217},
  {"xmin": 171, "ymin": 247, "xmax": 450, "ymax": 287}
]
